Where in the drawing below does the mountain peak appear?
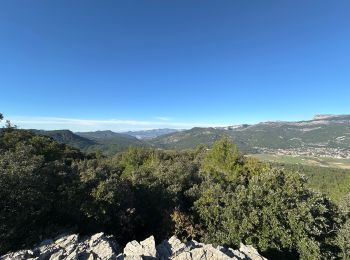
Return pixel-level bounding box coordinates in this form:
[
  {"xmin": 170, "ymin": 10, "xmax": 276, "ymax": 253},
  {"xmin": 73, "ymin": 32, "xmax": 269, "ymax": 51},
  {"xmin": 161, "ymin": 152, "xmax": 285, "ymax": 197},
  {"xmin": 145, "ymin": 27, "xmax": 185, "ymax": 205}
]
[
  {"xmin": 313, "ymin": 114, "xmax": 350, "ymax": 120},
  {"xmin": 314, "ymin": 114, "xmax": 338, "ymax": 120}
]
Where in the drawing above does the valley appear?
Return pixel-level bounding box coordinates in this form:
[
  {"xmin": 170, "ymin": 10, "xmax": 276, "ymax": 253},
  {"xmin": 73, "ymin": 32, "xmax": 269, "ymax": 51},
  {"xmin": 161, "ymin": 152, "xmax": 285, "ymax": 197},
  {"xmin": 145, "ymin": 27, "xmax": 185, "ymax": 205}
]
[
  {"xmin": 33, "ymin": 114, "xmax": 350, "ymax": 161},
  {"xmin": 251, "ymin": 153, "xmax": 350, "ymax": 169}
]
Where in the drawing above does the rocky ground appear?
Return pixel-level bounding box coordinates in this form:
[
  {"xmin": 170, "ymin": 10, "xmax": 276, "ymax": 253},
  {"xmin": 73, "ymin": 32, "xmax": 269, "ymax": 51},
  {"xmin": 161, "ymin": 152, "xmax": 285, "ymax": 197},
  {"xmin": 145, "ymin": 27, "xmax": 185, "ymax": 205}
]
[{"xmin": 0, "ymin": 232, "xmax": 267, "ymax": 260}]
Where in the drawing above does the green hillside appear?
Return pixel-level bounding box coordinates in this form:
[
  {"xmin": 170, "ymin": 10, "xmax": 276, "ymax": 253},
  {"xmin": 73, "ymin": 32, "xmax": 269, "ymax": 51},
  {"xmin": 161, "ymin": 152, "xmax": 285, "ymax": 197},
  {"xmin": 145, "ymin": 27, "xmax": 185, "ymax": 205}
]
[
  {"xmin": 76, "ymin": 130, "xmax": 150, "ymax": 154},
  {"xmin": 31, "ymin": 115, "xmax": 350, "ymax": 157},
  {"xmin": 251, "ymin": 154, "xmax": 350, "ymax": 169},
  {"xmin": 232, "ymin": 118, "xmax": 350, "ymax": 149},
  {"xmin": 276, "ymin": 163, "xmax": 350, "ymax": 203},
  {"xmin": 149, "ymin": 115, "xmax": 350, "ymax": 157},
  {"xmin": 150, "ymin": 127, "xmax": 255, "ymax": 153},
  {"xmin": 32, "ymin": 130, "xmax": 96, "ymax": 150},
  {"xmin": 34, "ymin": 130, "xmax": 150, "ymax": 155}
]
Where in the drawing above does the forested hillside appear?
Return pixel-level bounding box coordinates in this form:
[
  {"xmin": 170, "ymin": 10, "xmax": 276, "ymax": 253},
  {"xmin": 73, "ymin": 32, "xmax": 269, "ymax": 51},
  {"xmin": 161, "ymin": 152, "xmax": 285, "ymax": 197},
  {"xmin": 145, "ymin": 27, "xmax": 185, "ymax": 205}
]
[
  {"xmin": 1, "ymin": 113, "xmax": 349, "ymax": 259},
  {"xmin": 27, "ymin": 115, "xmax": 350, "ymax": 162},
  {"xmin": 35, "ymin": 129, "xmax": 150, "ymax": 155},
  {"xmin": 151, "ymin": 115, "xmax": 350, "ymax": 159},
  {"xmin": 150, "ymin": 127, "xmax": 255, "ymax": 153},
  {"xmin": 32, "ymin": 129, "xmax": 96, "ymax": 150},
  {"xmin": 269, "ymin": 163, "xmax": 350, "ymax": 203}
]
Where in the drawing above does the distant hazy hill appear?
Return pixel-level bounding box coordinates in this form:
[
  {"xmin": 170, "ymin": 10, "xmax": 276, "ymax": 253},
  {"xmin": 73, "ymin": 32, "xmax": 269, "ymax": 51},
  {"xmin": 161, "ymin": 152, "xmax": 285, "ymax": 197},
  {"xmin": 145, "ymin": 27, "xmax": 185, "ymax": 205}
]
[
  {"xmin": 76, "ymin": 130, "xmax": 137, "ymax": 140},
  {"xmin": 123, "ymin": 128, "xmax": 181, "ymax": 139},
  {"xmin": 233, "ymin": 114, "xmax": 350, "ymax": 150},
  {"xmin": 149, "ymin": 115, "xmax": 350, "ymax": 155}
]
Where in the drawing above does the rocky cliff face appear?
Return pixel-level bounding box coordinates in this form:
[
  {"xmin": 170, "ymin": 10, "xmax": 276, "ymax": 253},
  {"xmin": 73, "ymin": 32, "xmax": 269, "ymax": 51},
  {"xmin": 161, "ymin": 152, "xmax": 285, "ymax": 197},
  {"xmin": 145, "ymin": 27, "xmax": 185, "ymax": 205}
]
[{"xmin": 0, "ymin": 233, "xmax": 267, "ymax": 260}]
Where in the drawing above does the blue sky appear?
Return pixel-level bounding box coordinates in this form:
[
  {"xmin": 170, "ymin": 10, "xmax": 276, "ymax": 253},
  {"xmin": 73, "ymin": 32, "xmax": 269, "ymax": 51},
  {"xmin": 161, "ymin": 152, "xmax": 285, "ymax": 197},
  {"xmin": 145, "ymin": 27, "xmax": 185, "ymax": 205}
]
[{"xmin": 0, "ymin": 1, "xmax": 349, "ymax": 131}]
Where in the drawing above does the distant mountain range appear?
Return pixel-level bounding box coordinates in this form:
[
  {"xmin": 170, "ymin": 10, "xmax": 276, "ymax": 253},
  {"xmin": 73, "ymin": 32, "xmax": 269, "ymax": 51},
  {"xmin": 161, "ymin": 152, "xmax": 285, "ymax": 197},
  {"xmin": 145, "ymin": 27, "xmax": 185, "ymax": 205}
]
[
  {"xmin": 122, "ymin": 128, "xmax": 180, "ymax": 139},
  {"xmin": 31, "ymin": 115, "xmax": 350, "ymax": 158},
  {"xmin": 152, "ymin": 114, "xmax": 350, "ymax": 157},
  {"xmin": 76, "ymin": 130, "xmax": 140, "ymax": 140}
]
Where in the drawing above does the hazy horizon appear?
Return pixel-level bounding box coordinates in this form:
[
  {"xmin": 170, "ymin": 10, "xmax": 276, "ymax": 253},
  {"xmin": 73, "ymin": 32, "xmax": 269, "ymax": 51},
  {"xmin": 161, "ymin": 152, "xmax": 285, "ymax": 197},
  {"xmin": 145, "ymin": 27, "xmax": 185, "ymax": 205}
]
[{"xmin": 1, "ymin": 113, "xmax": 348, "ymax": 132}]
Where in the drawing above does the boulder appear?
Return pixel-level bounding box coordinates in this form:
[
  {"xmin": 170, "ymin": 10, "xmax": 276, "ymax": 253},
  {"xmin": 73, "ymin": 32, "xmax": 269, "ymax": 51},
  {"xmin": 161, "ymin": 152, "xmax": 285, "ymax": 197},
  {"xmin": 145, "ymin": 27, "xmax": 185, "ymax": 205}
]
[
  {"xmin": 124, "ymin": 236, "xmax": 157, "ymax": 259},
  {"xmin": 0, "ymin": 233, "xmax": 119, "ymax": 260},
  {"xmin": 88, "ymin": 233, "xmax": 119, "ymax": 260},
  {"xmin": 156, "ymin": 236, "xmax": 186, "ymax": 259},
  {"xmin": 238, "ymin": 243, "xmax": 266, "ymax": 260},
  {"xmin": 0, "ymin": 249, "xmax": 35, "ymax": 260},
  {"xmin": 172, "ymin": 244, "xmax": 231, "ymax": 260},
  {"xmin": 217, "ymin": 246, "xmax": 246, "ymax": 259},
  {"xmin": 55, "ymin": 234, "xmax": 78, "ymax": 249}
]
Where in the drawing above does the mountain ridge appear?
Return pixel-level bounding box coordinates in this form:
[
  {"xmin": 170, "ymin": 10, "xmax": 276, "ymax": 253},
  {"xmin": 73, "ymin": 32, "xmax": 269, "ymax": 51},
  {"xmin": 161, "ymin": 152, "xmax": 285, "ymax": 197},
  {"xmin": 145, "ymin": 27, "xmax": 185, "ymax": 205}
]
[
  {"xmin": 150, "ymin": 114, "xmax": 350, "ymax": 157},
  {"xmin": 30, "ymin": 115, "xmax": 350, "ymax": 158},
  {"xmin": 33, "ymin": 129, "xmax": 150, "ymax": 155},
  {"xmin": 122, "ymin": 128, "xmax": 181, "ymax": 139}
]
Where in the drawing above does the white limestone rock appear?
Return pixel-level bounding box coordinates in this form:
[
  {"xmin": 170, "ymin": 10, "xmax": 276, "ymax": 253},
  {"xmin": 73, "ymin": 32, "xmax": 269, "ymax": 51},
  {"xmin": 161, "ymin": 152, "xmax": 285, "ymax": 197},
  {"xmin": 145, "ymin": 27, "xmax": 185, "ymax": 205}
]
[
  {"xmin": 124, "ymin": 236, "xmax": 156, "ymax": 259},
  {"xmin": 0, "ymin": 233, "xmax": 267, "ymax": 260},
  {"xmin": 238, "ymin": 243, "xmax": 267, "ymax": 260},
  {"xmin": 172, "ymin": 244, "xmax": 232, "ymax": 260},
  {"xmin": 156, "ymin": 236, "xmax": 186, "ymax": 259}
]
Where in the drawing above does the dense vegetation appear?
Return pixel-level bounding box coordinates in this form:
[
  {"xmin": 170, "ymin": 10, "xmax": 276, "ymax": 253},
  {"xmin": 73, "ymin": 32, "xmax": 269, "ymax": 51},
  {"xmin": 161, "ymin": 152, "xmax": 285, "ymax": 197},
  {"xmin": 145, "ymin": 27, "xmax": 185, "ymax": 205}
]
[
  {"xmin": 277, "ymin": 163, "xmax": 350, "ymax": 203},
  {"xmin": 1, "ymin": 114, "xmax": 349, "ymax": 259},
  {"xmin": 34, "ymin": 129, "xmax": 150, "ymax": 155}
]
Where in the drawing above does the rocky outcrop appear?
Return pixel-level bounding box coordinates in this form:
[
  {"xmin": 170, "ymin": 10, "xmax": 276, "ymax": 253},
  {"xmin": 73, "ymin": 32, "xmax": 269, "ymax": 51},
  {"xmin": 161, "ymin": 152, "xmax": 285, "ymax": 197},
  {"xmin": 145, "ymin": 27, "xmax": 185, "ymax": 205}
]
[
  {"xmin": 0, "ymin": 233, "xmax": 266, "ymax": 260},
  {"xmin": 0, "ymin": 233, "xmax": 118, "ymax": 260}
]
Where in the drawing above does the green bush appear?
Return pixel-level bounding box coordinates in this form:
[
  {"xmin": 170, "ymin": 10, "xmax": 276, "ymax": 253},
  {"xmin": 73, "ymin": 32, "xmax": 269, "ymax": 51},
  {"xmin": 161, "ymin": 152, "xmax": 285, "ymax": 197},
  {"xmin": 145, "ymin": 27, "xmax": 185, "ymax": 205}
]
[
  {"xmin": 195, "ymin": 138, "xmax": 342, "ymax": 259},
  {"xmin": 0, "ymin": 129, "xmax": 83, "ymax": 253}
]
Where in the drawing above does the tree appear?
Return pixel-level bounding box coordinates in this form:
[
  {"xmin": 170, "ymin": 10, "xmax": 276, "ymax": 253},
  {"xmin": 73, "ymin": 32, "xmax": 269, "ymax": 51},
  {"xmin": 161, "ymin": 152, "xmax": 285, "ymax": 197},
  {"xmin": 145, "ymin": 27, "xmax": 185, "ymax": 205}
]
[
  {"xmin": 195, "ymin": 138, "xmax": 342, "ymax": 259},
  {"xmin": 201, "ymin": 137, "xmax": 243, "ymax": 181},
  {"xmin": 336, "ymin": 194, "xmax": 350, "ymax": 259},
  {"xmin": 78, "ymin": 161, "xmax": 136, "ymax": 242},
  {"xmin": 0, "ymin": 129, "xmax": 83, "ymax": 254}
]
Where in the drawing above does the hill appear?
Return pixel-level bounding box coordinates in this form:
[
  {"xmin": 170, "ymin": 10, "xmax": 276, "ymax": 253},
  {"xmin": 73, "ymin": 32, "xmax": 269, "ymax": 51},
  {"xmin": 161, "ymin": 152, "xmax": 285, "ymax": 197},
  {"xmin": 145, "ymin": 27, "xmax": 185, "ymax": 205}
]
[
  {"xmin": 76, "ymin": 130, "xmax": 139, "ymax": 140},
  {"xmin": 34, "ymin": 130, "xmax": 150, "ymax": 155},
  {"xmin": 150, "ymin": 127, "xmax": 255, "ymax": 153},
  {"xmin": 75, "ymin": 130, "xmax": 150, "ymax": 154},
  {"xmin": 149, "ymin": 115, "xmax": 350, "ymax": 158},
  {"xmin": 233, "ymin": 114, "xmax": 350, "ymax": 150},
  {"xmin": 32, "ymin": 129, "xmax": 96, "ymax": 151},
  {"xmin": 31, "ymin": 115, "xmax": 350, "ymax": 157},
  {"xmin": 123, "ymin": 128, "xmax": 181, "ymax": 139}
]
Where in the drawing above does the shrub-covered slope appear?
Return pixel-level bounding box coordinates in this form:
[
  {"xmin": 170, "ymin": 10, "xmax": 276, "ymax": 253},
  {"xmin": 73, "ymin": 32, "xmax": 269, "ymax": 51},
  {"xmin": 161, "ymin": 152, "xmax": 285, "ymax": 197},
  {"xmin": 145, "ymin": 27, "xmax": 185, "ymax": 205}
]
[{"xmin": 34, "ymin": 129, "xmax": 150, "ymax": 155}]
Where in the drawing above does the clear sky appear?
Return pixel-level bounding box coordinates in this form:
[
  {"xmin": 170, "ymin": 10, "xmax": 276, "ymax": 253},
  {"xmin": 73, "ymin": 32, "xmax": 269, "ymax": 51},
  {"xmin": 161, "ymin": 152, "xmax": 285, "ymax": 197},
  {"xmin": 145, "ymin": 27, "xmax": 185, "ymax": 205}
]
[{"xmin": 0, "ymin": 0, "xmax": 349, "ymax": 131}]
